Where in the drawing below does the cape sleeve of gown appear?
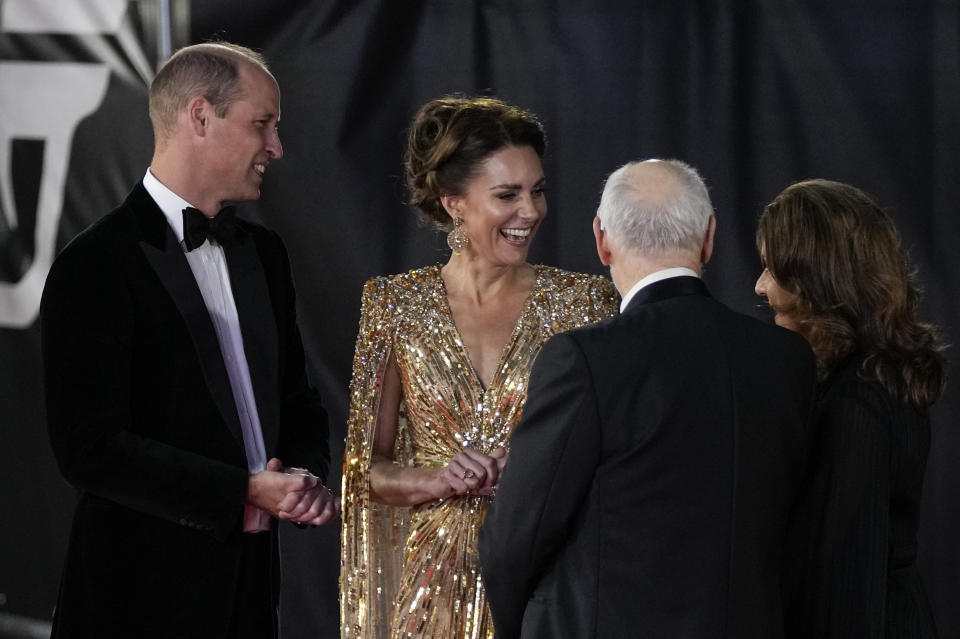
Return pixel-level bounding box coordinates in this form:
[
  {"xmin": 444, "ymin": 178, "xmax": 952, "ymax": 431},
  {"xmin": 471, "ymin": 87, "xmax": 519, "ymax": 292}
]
[{"xmin": 340, "ymin": 276, "xmax": 411, "ymax": 639}]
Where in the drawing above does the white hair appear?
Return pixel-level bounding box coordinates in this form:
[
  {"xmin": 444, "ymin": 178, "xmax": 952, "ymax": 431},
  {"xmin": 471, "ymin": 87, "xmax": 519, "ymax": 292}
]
[{"xmin": 596, "ymin": 159, "xmax": 714, "ymax": 255}]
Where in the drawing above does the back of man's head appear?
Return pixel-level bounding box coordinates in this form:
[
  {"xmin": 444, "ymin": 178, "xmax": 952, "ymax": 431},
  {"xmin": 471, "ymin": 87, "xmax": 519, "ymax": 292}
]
[
  {"xmin": 148, "ymin": 42, "xmax": 271, "ymax": 147},
  {"xmin": 597, "ymin": 159, "xmax": 714, "ymax": 259}
]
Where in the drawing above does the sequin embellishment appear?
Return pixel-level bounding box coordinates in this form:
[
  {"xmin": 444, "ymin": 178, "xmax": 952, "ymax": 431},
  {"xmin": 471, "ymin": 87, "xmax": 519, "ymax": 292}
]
[{"xmin": 340, "ymin": 265, "xmax": 617, "ymax": 638}]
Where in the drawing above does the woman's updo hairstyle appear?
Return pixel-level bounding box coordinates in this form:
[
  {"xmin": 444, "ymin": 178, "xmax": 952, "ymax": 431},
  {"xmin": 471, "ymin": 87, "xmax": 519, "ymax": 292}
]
[{"xmin": 404, "ymin": 96, "xmax": 546, "ymax": 229}]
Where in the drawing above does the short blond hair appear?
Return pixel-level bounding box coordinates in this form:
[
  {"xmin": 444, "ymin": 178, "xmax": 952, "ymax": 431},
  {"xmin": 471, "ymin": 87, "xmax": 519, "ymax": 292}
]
[{"xmin": 148, "ymin": 42, "xmax": 272, "ymax": 144}]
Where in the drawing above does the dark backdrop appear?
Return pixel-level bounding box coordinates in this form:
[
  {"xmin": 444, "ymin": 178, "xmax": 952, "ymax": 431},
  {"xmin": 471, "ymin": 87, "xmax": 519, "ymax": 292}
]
[{"xmin": 1, "ymin": 1, "xmax": 956, "ymax": 637}]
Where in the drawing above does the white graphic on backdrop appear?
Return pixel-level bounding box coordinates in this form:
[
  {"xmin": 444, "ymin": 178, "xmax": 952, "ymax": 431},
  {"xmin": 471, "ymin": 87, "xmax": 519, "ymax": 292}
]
[
  {"xmin": 1, "ymin": 0, "xmax": 127, "ymax": 33},
  {"xmin": 0, "ymin": 63, "xmax": 110, "ymax": 327},
  {"xmin": 0, "ymin": 0, "xmax": 127, "ymax": 328}
]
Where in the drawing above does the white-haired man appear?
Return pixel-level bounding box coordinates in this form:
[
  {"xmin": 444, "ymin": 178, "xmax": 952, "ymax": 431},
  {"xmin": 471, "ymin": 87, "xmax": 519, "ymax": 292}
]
[{"xmin": 479, "ymin": 159, "xmax": 815, "ymax": 638}]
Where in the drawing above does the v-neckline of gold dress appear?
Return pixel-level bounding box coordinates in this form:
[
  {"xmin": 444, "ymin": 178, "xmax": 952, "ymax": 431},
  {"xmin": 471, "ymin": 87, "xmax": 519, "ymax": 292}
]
[{"xmin": 433, "ymin": 264, "xmax": 542, "ymax": 394}]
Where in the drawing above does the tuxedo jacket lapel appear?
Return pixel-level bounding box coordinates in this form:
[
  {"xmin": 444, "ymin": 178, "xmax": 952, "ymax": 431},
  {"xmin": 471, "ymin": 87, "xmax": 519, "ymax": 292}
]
[
  {"xmin": 129, "ymin": 184, "xmax": 245, "ymax": 448},
  {"xmin": 224, "ymin": 233, "xmax": 280, "ymax": 452}
]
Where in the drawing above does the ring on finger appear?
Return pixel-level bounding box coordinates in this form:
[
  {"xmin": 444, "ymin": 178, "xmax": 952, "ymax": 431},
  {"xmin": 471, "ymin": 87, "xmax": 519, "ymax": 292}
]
[{"xmin": 463, "ymin": 469, "xmax": 476, "ymax": 479}]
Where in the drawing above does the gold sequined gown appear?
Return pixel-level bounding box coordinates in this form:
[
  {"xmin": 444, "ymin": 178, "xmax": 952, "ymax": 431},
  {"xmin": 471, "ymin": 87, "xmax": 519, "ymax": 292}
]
[{"xmin": 340, "ymin": 265, "xmax": 617, "ymax": 639}]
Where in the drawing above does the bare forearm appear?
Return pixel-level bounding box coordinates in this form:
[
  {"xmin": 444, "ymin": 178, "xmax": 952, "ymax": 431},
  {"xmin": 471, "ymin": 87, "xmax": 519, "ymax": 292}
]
[{"xmin": 369, "ymin": 458, "xmax": 443, "ymax": 506}]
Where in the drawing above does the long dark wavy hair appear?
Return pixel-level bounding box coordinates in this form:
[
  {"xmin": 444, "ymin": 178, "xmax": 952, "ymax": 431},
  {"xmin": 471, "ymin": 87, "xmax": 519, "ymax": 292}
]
[{"xmin": 756, "ymin": 179, "xmax": 946, "ymax": 410}]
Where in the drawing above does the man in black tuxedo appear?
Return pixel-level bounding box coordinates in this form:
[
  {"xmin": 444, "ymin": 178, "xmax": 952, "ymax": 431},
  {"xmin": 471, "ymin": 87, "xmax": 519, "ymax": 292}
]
[
  {"xmin": 40, "ymin": 43, "xmax": 338, "ymax": 638},
  {"xmin": 479, "ymin": 159, "xmax": 816, "ymax": 638}
]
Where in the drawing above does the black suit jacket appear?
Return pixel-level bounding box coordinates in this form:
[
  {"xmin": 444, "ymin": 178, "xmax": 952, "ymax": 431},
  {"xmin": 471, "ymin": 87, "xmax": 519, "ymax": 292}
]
[
  {"xmin": 479, "ymin": 276, "xmax": 815, "ymax": 639},
  {"xmin": 40, "ymin": 183, "xmax": 329, "ymax": 637}
]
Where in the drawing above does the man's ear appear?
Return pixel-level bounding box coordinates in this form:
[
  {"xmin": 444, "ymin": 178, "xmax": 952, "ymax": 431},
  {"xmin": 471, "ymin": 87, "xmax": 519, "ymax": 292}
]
[
  {"xmin": 594, "ymin": 216, "xmax": 612, "ymax": 266},
  {"xmin": 188, "ymin": 97, "xmax": 210, "ymax": 136},
  {"xmin": 700, "ymin": 214, "xmax": 716, "ymax": 265}
]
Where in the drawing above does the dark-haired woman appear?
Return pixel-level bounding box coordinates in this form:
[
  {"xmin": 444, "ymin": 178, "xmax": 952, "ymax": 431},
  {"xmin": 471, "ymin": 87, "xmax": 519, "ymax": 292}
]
[
  {"xmin": 339, "ymin": 97, "xmax": 617, "ymax": 639},
  {"xmin": 755, "ymin": 179, "xmax": 946, "ymax": 638}
]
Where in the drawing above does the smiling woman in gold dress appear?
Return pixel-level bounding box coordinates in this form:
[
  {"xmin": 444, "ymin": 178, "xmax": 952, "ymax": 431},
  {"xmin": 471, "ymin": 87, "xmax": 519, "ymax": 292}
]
[{"xmin": 339, "ymin": 96, "xmax": 618, "ymax": 639}]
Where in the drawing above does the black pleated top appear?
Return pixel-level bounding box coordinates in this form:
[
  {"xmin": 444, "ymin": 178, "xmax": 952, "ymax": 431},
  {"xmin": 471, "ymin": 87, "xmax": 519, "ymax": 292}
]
[{"xmin": 783, "ymin": 354, "xmax": 939, "ymax": 638}]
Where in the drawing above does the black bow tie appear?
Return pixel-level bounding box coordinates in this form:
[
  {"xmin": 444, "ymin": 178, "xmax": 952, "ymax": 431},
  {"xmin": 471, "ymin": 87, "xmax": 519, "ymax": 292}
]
[{"xmin": 182, "ymin": 206, "xmax": 238, "ymax": 251}]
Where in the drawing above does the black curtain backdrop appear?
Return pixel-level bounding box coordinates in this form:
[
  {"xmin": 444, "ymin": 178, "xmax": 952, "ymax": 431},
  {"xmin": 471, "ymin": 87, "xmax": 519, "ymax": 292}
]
[{"xmin": 1, "ymin": 1, "xmax": 957, "ymax": 637}]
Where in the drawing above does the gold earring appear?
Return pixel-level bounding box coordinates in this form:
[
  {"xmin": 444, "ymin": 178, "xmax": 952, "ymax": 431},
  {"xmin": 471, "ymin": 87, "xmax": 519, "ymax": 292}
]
[{"xmin": 447, "ymin": 217, "xmax": 470, "ymax": 254}]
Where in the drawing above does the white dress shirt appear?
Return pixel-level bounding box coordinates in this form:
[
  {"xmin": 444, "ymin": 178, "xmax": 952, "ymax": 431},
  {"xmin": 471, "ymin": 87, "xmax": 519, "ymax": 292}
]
[
  {"xmin": 142, "ymin": 169, "xmax": 270, "ymax": 531},
  {"xmin": 619, "ymin": 267, "xmax": 700, "ymax": 313}
]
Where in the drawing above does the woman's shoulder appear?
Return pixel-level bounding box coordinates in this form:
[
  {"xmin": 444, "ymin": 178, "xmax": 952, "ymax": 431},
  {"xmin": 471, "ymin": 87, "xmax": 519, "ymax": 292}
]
[
  {"xmin": 535, "ymin": 265, "xmax": 617, "ymax": 298},
  {"xmin": 824, "ymin": 355, "xmax": 885, "ymax": 395},
  {"xmin": 815, "ymin": 354, "xmax": 933, "ymax": 466},
  {"xmin": 533, "ymin": 265, "xmax": 619, "ymax": 323},
  {"xmin": 364, "ymin": 265, "xmax": 440, "ymax": 292},
  {"xmin": 360, "ymin": 265, "xmax": 443, "ymax": 312},
  {"xmin": 817, "ymin": 354, "xmax": 897, "ymax": 423}
]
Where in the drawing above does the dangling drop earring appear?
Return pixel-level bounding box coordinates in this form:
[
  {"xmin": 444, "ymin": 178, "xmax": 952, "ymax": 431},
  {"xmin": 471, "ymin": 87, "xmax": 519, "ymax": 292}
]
[{"xmin": 447, "ymin": 217, "xmax": 470, "ymax": 254}]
